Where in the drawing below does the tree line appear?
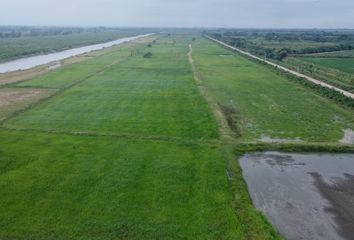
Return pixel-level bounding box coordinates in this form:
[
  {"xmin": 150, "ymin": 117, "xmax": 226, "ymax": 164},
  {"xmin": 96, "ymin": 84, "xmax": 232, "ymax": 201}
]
[{"xmin": 207, "ymin": 30, "xmax": 354, "ymax": 61}]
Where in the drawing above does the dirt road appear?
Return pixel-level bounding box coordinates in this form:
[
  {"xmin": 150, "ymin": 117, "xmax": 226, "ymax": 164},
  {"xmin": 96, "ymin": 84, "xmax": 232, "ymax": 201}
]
[
  {"xmin": 206, "ymin": 36, "xmax": 354, "ymax": 100},
  {"xmin": 188, "ymin": 44, "xmax": 235, "ymax": 140}
]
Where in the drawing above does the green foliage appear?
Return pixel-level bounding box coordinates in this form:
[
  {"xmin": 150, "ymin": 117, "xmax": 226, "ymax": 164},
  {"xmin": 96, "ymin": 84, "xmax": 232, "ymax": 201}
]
[
  {"xmin": 207, "ymin": 29, "xmax": 354, "ymax": 61},
  {"xmin": 143, "ymin": 52, "xmax": 153, "ymax": 58}
]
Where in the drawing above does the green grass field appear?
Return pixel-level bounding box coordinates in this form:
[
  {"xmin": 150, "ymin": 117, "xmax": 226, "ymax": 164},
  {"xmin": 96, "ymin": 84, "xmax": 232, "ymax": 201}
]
[
  {"xmin": 0, "ymin": 130, "xmax": 243, "ymax": 239},
  {"xmin": 304, "ymin": 49, "xmax": 354, "ymax": 58},
  {"xmin": 6, "ymin": 38, "xmax": 217, "ymax": 140},
  {"xmin": 299, "ymin": 57, "xmax": 354, "ymax": 74},
  {"xmin": 0, "ymin": 35, "xmax": 280, "ymax": 239},
  {"xmin": 1, "ymin": 32, "xmax": 354, "ymax": 239},
  {"xmin": 192, "ymin": 38, "xmax": 354, "ymax": 142}
]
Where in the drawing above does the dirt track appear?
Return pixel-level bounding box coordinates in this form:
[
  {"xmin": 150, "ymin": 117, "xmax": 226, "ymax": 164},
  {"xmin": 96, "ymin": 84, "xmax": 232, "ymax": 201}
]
[
  {"xmin": 206, "ymin": 36, "xmax": 354, "ymax": 100},
  {"xmin": 188, "ymin": 44, "xmax": 236, "ymax": 140}
]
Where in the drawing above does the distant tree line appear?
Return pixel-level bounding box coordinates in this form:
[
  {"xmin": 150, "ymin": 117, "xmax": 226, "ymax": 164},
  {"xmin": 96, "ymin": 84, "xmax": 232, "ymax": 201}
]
[
  {"xmin": 213, "ymin": 29, "xmax": 354, "ymax": 43},
  {"xmin": 0, "ymin": 26, "xmax": 124, "ymax": 39},
  {"xmin": 208, "ymin": 30, "xmax": 354, "ymax": 61}
]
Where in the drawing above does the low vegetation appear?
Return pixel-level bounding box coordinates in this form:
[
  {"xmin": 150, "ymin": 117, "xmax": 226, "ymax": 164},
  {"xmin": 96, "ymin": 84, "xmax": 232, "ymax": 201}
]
[
  {"xmin": 0, "ymin": 34, "xmax": 282, "ymax": 239},
  {"xmin": 0, "ymin": 27, "xmax": 151, "ymax": 63},
  {"xmin": 299, "ymin": 57, "xmax": 354, "ymax": 74},
  {"xmin": 192, "ymin": 37, "xmax": 354, "ymax": 142},
  {"xmin": 206, "ymin": 29, "xmax": 354, "ymax": 95},
  {"xmin": 1, "ymin": 30, "xmax": 354, "ymax": 239}
]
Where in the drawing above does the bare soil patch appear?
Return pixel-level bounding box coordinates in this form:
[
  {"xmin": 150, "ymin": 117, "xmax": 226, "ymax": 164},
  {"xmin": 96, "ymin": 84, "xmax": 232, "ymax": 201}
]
[
  {"xmin": 260, "ymin": 135, "xmax": 303, "ymax": 143},
  {"xmin": 339, "ymin": 129, "xmax": 354, "ymax": 144},
  {"xmin": 0, "ymin": 88, "xmax": 53, "ymax": 121},
  {"xmin": 0, "ymin": 89, "xmax": 44, "ymax": 107}
]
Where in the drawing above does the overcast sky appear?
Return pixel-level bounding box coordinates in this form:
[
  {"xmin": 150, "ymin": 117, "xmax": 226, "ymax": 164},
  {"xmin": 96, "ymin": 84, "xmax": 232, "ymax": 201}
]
[{"xmin": 1, "ymin": 0, "xmax": 354, "ymax": 28}]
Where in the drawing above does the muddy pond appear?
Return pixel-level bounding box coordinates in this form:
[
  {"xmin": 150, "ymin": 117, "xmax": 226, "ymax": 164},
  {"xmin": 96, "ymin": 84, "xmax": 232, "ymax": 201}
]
[{"xmin": 239, "ymin": 152, "xmax": 354, "ymax": 240}]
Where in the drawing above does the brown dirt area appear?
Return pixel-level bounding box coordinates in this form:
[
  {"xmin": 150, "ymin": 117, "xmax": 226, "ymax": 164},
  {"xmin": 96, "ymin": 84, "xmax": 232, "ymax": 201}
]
[
  {"xmin": 0, "ymin": 88, "xmax": 54, "ymax": 121},
  {"xmin": 0, "ymin": 89, "xmax": 45, "ymax": 107}
]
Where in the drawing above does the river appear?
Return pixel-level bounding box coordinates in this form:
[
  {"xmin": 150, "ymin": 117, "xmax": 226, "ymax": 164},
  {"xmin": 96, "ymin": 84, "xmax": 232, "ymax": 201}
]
[{"xmin": 0, "ymin": 33, "xmax": 153, "ymax": 74}]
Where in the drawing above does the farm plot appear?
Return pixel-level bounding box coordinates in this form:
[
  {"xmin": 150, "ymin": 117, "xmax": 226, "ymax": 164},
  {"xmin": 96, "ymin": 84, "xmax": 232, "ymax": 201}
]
[
  {"xmin": 5, "ymin": 37, "xmax": 218, "ymax": 140},
  {"xmin": 0, "ymin": 34, "xmax": 282, "ymax": 239},
  {"xmin": 0, "ymin": 130, "xmax": 241, "ymax": 239},
  {"xmin": 191, "ymin": 38, "xmax": 354, "ymax": 142},
  {"xmin": 299, "ymin": 57, "xmax": 354, "ymax": 74}
]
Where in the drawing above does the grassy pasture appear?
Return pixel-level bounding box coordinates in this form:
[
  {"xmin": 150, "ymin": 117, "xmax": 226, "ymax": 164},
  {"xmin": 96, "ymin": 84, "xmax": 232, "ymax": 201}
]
[
  {"xmin": 192, "ymin": 38, "xmax": 354, "ymax": 142},
  {"xmin": 304, "ymin": 49, "xmax": 354, "ymax": 58},
  {"xmin": 0, "ymin": 130, "xmax": 244, "ymax": 240},
  {"xmin": 4, "ymin": 32, "xmax": 354, "ymax": 240},
  {"xmin": 5, "ymin": 37, "xmax": 217, "ymax": 140},
  {"xmin": 299, "ymin": 57, "xmax": 354, "ymax": 74},
  {"xmin": 0, "ymin": 34, "xmax": 281, "ymax": 239}
]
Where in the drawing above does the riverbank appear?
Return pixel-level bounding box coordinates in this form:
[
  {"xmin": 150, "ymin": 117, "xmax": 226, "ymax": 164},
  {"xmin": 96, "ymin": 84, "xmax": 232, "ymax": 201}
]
[{"xmin": 0, "ymin": 33, "xmax": 153, "ymax": 74}]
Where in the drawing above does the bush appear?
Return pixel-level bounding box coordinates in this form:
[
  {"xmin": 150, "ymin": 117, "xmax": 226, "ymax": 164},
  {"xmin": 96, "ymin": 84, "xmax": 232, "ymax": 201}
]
[{"xmin": 143, "ymin": 52, "xmax": 152, "ymax": 58}]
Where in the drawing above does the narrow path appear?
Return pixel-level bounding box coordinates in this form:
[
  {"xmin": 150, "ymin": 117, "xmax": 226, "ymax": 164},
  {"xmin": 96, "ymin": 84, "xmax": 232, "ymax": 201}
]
[
  {"xmin": 206, "ymin": 36, "xmax": 354, "ymax": 100},
  {"xmin": 188, "ymin": 44, "xmax": 235, "ymax": 141}
]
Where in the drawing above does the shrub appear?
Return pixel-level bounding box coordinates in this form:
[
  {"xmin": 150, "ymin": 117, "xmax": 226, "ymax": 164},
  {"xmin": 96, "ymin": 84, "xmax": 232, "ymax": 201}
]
[{"xmin": 143, "ymin": 52, "xmax": 152, "ymax": 58}]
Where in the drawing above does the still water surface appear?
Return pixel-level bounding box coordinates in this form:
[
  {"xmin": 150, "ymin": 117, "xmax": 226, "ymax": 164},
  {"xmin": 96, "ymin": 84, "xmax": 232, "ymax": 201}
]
[
  {"xmin": 240, "ymin": 152, "xmax": 354, "ymax": 240},
  {"xmin": 0, "ymin": 34, "xmax": 153, "ymax": 74}
]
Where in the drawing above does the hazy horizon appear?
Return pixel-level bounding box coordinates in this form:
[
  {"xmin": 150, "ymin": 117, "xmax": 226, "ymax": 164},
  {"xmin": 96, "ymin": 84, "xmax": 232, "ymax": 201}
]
[{"xmin": 1, "ymin": 0, "xmax": 354, "ymax": 29}]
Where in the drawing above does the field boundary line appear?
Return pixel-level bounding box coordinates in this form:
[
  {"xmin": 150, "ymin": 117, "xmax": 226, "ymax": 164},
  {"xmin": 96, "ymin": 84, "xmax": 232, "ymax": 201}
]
[
  {"xmin": 0, "ymin": 126, "xmax": 218, "ymax": 146},
  {"xmin": 188, "ymin": 44, "xmax": 237, "ymax": 141},
  {"xmin": 205, "ymin": 35, "xmax": 354, "ymax": 100}
]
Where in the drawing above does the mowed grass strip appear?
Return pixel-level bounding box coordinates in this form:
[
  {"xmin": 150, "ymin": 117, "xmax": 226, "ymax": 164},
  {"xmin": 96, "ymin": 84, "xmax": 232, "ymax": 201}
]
[
  {"xmin": 192, "ymin": 38, "xmax": 354, "ymax": 142},
  {"xmin": 4, "ymin": 37, "xmax": 218, "ymax": 140},
  {"xmin": 0, "ymin": 130, "xmax": 242, "ymax": 239}
]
